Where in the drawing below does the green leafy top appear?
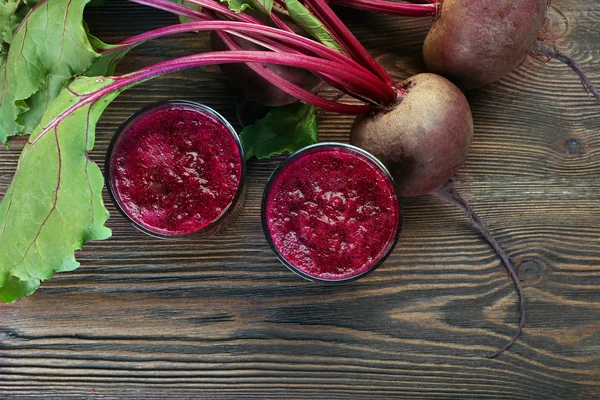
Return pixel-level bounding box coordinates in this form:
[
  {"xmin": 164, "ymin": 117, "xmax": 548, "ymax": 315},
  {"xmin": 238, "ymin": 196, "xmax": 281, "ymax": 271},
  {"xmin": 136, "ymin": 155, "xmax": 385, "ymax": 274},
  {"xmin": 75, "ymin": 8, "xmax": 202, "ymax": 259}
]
[
  {"xmin": 0, "ymin": 0, "xmax": 99, "ymax": 143},
  {"xmin": 0, "ymin": 76, "xmax": 117, "ymax": 303},
  {"xmin": 0, "ymin": 0, "xmax": 133, "ymax": 303},
  {"xmin": 240, "ymin": 102, "xmax": 318, "ymax": 160},
  {"xmin": 284, "ymin": 0, "xmax": 342, "ymax": 52},
  {"xmin": 220, "ymin": 0, "xmax": 342, "ymax": 52},
  {"xmin": 220, "ymin": 0, "xmax": 273, "ymax": 15},
  {"xmin": 86, "ymin": 33, "xmax": 135, "ymax": 77},
  {"xmin": 1, "ymin": 0, "xmax": 41, "ymax": 50},
  {"xmin": 0, "ymin": 0, "xmax": 21, "ymax": 50}
]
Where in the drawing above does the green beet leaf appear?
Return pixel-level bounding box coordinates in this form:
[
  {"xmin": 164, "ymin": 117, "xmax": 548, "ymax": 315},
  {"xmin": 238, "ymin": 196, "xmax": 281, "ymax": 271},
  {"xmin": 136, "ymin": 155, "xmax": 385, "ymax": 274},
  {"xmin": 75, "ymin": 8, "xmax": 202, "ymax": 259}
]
[
  {"xmin": 240, "ymin": 102, "xmax": 318, "ymax": 160},
  {"xmin": 0, "ymin": 75, "xmax": 121, "ymax": 303},
  {"xmin": 84, "ymin": 16, "xmax": 156, "ymax": 77},
  {"xmin": 220, "ymin": 0, "xmax": 273, "ymax": 15},
  {"xmin": 86, "ymin": 33, "xmax": 135, "ymax": 77},
  {"xmin": 0, "ymin": 0, "xmax": 20, "ymax": 47},
  {"xmin": 284, "ymin": 0, "xmax": 342, "ymax": 53},
  {"xmin": 1, "ymin": 0, "xmax": 41, "ymax": 48},
  {"xmin": 0, "ymin": 0, "xmax": 100, "ymax": 144}
]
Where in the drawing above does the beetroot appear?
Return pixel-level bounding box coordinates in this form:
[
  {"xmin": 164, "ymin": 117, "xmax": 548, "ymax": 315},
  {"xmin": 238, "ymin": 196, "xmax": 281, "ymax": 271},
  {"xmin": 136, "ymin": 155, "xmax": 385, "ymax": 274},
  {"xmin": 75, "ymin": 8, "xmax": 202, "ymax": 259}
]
[
  {"xmin": 424, "ymin": 0, "xmax": 548, "ymax": 89},
  {"xmin": 351, "ymin": 73, "xmax": 523, "ymax": 358},
  {"xmin": 351, "ymin": 73, "xmax": 473, "ymax": 196}
]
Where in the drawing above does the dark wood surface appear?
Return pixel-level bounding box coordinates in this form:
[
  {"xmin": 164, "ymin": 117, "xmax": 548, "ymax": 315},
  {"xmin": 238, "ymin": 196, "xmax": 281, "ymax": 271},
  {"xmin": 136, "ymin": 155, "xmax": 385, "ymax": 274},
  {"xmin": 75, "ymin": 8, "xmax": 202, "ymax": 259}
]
[{"xmin": 1, "ymin": 1, "xmax": 600, "ymax": 399}]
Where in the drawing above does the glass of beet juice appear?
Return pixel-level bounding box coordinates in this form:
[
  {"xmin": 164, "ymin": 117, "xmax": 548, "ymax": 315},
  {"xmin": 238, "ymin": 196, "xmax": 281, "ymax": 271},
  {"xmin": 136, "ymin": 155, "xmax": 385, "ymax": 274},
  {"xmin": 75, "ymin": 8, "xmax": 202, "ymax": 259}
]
[
  {"xmin": 106, "ymin": 100, "xmax": 246, "ymax": 239},
  {"xmin": 262, "ymin": 143, "xmax": 401, "ymax": 283}
]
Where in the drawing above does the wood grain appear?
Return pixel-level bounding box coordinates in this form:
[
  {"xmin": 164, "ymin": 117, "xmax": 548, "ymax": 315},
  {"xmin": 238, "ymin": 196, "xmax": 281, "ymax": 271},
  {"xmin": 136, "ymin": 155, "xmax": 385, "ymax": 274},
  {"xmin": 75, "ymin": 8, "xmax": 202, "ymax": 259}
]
[{"xmin": 1, "ymin": 0, "xmax": 600, "ymax": 399}]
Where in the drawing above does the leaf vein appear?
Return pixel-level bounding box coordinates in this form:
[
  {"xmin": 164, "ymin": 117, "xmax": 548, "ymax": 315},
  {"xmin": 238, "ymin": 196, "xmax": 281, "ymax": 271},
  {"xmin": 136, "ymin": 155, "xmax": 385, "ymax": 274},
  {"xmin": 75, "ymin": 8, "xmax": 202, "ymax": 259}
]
[
  {"xmin": 14, "ymin": 126, "xmax": 62, "ymax": 272},
  {"xmin": 84, "ymin": 105, "xmax": 94, "ymax": 226},
  {"xmin": 55, "ymin": 0, "xmax": 74, "ymax": 70},
  {"xmin": 255, "ymin": 106, "xmax": 311, "ymax": 151}
]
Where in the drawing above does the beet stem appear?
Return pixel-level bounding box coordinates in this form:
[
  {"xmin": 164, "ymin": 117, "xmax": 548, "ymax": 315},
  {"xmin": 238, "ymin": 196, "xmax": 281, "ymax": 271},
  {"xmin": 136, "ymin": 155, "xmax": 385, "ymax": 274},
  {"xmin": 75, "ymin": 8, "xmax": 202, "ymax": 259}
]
[
  {"xmin": 116, "ymin": 11, "xmax": 394, "ymax": 106},
  {"xmin": 214, "ymin": 29, "xmax": 390, "ymax": 105},
  {"xmin": 130, "ymin": 0, "xmax": 211, "ymax": 20},
  {"xmin": 432, "ymin": 180, "xmax": 525, "ymax": 358},
  {"xmin": 305, "ymin": 0, "xmax": 398, "ymax": 89},
  {"xmin": 328, "ymin": 0, "xmax": 437, "ymax": 17},
  {"xmin": 533, "ymin": 41, "xmax": 600, "ymax": 103},
  {"xmin": 124, "ymin": 50, "xmax": 374, "ymax": 114},
  {"xmin": 270, "ymin": 11, "xmax": 296, "ymax": 33},
  {"xmin": 131, "ymin": 0, "xmax": 398, "ymax": 105}
]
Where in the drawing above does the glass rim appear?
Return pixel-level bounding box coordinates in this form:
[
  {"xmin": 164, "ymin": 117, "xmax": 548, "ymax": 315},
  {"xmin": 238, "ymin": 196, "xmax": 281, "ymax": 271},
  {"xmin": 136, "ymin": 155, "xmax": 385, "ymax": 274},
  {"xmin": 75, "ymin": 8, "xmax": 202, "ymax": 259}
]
[
  {"xmin": 105, "ymin": 99, "xmax": 246, "ymax": 239},
  {"xmin": 261, "ymin": 142, "xmax": 403, "ymax": 284}
]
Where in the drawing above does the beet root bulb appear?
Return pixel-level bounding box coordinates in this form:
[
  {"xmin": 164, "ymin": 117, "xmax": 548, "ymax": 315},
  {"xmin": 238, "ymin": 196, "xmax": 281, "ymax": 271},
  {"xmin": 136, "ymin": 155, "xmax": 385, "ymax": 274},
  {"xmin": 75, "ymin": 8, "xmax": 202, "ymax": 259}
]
[
  {"xmin": 423, "ymin": 0, "xmax": 548, "ymax": 89},
  {"xmin": 351, "ymin": 74, "xmax": 525, "ymax": 357},
  {"xmin": 350, "ymin": 73, "xmax": 474, "ymax": 197}
]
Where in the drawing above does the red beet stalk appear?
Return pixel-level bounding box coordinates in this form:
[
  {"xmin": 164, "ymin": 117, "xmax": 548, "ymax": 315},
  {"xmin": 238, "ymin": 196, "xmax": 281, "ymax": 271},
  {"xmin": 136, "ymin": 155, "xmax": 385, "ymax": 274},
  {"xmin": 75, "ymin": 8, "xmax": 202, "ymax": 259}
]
[{"xmin": 328, "ymin": 0, "xmax": 437, "ymax": 17}]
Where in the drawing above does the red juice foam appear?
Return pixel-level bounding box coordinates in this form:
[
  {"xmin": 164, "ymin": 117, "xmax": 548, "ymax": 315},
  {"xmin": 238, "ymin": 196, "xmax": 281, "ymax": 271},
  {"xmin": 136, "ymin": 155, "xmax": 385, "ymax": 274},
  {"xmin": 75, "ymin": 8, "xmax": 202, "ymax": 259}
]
[
  {"xmin": 108, "ymin": 102, "xmax": 243, "ymax": 236},
  {"xmin": 264, "ymin": 145, "xmax": 400, "ymax": 281}
]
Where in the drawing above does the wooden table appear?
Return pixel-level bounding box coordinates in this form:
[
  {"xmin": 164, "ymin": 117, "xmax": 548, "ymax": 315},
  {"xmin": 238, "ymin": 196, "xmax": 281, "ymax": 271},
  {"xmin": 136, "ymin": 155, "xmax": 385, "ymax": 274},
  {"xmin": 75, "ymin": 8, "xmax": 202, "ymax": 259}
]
[{"xmin": 1, "ymin": 1, "xmax": 599, "ymax": 398}]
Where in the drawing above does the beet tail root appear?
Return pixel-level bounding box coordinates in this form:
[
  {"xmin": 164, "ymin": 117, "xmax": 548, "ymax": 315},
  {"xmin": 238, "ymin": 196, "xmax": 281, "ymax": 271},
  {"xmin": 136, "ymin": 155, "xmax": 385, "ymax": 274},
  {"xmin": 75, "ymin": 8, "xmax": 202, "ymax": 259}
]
[
  {"xmin": 533, "ymin": 41, "xmax": 600, "ymax": 103},
  {"xmin": 432, "ymin": 180, "xmax": 525, "ymax": 358}
]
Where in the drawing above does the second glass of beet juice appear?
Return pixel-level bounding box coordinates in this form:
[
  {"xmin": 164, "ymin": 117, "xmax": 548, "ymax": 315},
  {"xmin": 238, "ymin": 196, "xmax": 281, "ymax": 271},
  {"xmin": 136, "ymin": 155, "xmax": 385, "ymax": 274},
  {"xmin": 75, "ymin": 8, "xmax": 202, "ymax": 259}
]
[
  {"xmin": 262, "ymin": 143, "xmax": 402, "ymax": 283},
  {"xmin": 106, "ymin": 100, "xmax": 246, "ymax": 239}
]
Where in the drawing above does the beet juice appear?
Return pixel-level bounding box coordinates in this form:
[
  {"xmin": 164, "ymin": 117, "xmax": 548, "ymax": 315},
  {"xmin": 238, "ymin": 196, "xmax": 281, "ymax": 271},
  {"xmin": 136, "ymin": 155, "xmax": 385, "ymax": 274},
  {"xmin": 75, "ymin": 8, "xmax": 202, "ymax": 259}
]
[
  {"xmin": 262, "ymin": 143, "xmax": 401, "ymax": 282},
  {"xmin": 106, "ymin": 101, "xmax": 245, "ymax": 238}
]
